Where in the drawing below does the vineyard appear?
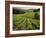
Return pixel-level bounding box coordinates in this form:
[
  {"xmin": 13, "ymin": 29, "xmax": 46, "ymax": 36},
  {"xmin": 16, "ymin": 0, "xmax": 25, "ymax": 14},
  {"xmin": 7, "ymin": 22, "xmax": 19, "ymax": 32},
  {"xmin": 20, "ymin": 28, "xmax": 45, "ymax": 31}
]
[{"xmin": 13, "ymin": 8, "xmax": 40, "ymax": 30}]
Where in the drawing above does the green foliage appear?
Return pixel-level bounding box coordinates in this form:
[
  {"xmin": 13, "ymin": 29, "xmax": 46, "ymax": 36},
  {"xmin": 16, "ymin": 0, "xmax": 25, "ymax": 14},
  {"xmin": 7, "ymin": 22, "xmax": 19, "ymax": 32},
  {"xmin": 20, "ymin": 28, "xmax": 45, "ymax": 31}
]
[
  {"xmin": 13, "ymin": 8, "xmax": 25, "ymax": 14},
  {"xmin": 34, "ymin": 13, "xmax": 40, "ymax": 20},
  {"xmin": 33, "ymin": 8, "xmax": 40, "ymax": 12}
]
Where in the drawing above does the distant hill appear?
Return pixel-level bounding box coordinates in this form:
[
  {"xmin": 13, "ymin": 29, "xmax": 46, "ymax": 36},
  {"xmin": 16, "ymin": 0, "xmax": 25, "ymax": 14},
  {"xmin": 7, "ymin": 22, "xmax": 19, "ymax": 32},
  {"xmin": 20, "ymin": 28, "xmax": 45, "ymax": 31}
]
[{"xmin": 13, "ymin": 8, "xmax": 40, "ymax": 14}]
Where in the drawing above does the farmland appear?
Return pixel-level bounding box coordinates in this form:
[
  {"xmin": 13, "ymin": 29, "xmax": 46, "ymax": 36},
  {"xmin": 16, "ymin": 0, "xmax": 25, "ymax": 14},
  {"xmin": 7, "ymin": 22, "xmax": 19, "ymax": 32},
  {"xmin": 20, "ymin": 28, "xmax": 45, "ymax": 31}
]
[{"xmin": 13, "ymin": 8, "xmax": 40, "ymax": 30}]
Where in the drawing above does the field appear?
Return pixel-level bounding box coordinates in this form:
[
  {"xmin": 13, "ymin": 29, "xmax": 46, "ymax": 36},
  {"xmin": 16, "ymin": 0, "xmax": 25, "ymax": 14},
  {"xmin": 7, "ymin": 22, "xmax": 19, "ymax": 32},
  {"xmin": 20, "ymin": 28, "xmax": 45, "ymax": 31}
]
[{"xmin": 13, "ymin": 8, "xmax": 40, "ymax": 30}]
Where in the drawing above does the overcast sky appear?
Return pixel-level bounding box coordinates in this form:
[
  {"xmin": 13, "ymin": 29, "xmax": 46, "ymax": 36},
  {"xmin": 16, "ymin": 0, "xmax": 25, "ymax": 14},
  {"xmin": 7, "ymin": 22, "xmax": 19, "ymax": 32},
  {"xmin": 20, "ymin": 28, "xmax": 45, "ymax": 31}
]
[{"xmin": 13, "ymin": 7, "xmax": 39, "ymax": 10}]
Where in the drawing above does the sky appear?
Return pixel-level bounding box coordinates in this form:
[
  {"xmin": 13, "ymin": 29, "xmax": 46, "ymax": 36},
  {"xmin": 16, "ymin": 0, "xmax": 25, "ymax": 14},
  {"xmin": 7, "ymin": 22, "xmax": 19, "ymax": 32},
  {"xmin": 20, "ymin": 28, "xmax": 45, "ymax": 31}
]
[{"xmin": 13, "ymin": 7, "xmax": 39, "ymax": 10}]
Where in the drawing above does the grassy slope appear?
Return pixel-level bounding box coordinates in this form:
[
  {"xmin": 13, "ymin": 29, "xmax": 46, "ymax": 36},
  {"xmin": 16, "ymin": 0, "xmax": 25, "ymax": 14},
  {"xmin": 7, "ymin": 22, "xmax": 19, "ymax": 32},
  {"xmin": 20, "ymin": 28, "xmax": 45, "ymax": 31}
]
[{"xmin": 13, "ymin": 12, "xmax": 40, "ymax": 30}]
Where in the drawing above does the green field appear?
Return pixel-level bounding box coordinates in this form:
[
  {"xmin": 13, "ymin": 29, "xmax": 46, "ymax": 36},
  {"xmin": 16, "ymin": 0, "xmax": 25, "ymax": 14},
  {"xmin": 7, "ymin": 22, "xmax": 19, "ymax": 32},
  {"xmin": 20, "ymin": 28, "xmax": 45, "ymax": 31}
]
[{"xmin": 13, "ymin": 11, "xmax": 40, "ymax": 30}]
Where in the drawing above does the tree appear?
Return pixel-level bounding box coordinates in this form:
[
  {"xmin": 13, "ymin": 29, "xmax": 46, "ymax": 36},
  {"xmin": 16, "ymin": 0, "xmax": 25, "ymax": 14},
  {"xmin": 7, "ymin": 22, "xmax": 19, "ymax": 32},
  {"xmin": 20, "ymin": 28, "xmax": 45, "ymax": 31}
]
[
  {"xmin": 33, "ymin": 8, "xmax": 40, "ymax": 12},
  {"xmin": 34, "ymin": 13, "xmax": 40, "ymax": 20}
]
